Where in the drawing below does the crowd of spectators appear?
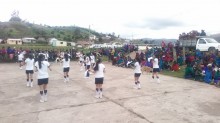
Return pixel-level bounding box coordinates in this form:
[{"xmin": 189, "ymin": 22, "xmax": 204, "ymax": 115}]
[{"xmin": 2, "ymin": 40, "xmax": 220, "ymax": 87}]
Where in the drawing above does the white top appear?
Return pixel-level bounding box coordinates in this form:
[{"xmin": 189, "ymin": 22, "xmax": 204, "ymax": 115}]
[
  {"xmin": 153, "ymin": 58, "xmax": 159, "ymax": 68},
  {"xmin": 95, "ymin": 63, "xmax": 105, "ymax": 78},
  {"xmin": 134, "ymin": 62, "xmax": 141, "ymax": 73},
  {"xmin": 76, "ymin": 52, "xmax": 80, "ymax": 58},
  {"xmin": 90, "ymin": 55, "xmax": 95, "ymax": 63},
  {"xmin": 25, "ymin": 58, "xmax": 35, "ymax": 70},
  {"xmin": 62, "ymin": 59, "xmax": 70, "ymax": 68},
  {"xmin": 79, "ymin": 55, "xmax": 84, "ymax": 61},
  {"xmin": 35, "ymin": 61, "xmax": 50, "ymax": 79},
  {"xmin": 86, "ymin": 56, "xmax": 91, "ymax": 65},
  {"xmin": 39, "ymin": 53, "xmax": 48, "ymax": 60},
  {"xmin": 18, "ymin": 54, "xmax": 24, "ymax": 61},
  {"xmin": 44, "ymin": 53, "xmax": 49, "ymax": 60}
]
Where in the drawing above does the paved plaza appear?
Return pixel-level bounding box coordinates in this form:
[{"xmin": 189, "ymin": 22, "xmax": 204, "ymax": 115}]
[{"xmin": 0, "ymin": 62, "xmax": 220, "ymax": 123}]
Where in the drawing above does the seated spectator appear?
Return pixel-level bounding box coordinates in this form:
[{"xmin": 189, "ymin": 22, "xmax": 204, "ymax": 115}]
[
  {"xmin": 194, "ymin": 63, "xmax": 203, "ymax": 81},
  {"xmin": 204, "ymin": 64, "xmax": 213, "ymax": 84},
  {"xmin": 177, "ymin": 56, "xmax": 183, "ymax": 66},
  {"xmin": 163, "ymin": 61, "xmax": 171, "ymax": 70},
  {"xmin": 213, "ymin": 66, "xmax": 220, "ymax": 86},
  {"xmin": 184, "ymin": 64, "xmax": 194, "ymax": 79},
  {"xmin": 171, "ymin": 61, "xmax": 180, "ymax": 71},
  {"xmin": 117, "ymin": 57, "xmax": 125, "ymax": 67}
]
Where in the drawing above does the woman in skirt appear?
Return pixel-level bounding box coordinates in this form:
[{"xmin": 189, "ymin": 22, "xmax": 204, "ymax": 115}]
[
  {"xmin": 85, "ymin": 54, "xmax": 91, "ymax": 78},
  {"xmin": 134, "ymin": 57, "xmax": 142, "ymax": 89},
  {"xmin": 62, "ymin": 53, "xmax": 70, "ymax": 82},
  {"xmin": 24, "ymin": 54, "xmax": 35, "ymax": 87},
  {"xmin": 93, "ymin": 58, "xmax": 105, "ymax": 98},
  {"xmin": 152, "ymin": 55, "xmax": 160, "ymax": 83},
  {"xmin": 79, "ymin": 53, "xmax": 84, "ymax": 71},
  {"xmin": 18, "ymin": 52, "xmax": 24, "ymax": 69},
  {"xmin": 90, "ymin": 53, "xmax": 95, "ymax": 67},
  {"xmin": 35, "ymin": 54, "xmax": 52, "ymax": 103}
]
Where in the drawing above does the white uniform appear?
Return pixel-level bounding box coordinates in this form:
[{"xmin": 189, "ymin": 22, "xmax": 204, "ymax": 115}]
[
  {"xmin": 90, "ymin": 55, "xmax": 95, "ymax": 64},
  {"xmin": 62, "ymin": 59, "xmax": 70, "ymax": 68},
  {"xmin": 153, "ymin": 58, "xmax": 159, "ymax": 68},
  {"xmin": 35, "ymin": 61, "xmax": 50, "ymax": 79},
  {"xmin": 79, "ymin": 54, "xmax": 84, "ymax": 62},
  {"xmin": 134, "ymin": 62, "xmax": 141, "ymax": 73},
  {"xmin": 86, "ymin": 56, "xmax": 91, "ymax": 66},
  {"xmin": 18, "ymin": 54, "xmax": 24, "ymax": 61},
  {"xmin": 95, "ymin": 63, "xmax": 105, "ymax": 78},
  {"xmin": 25, "ymin": 58, "xmax": 34, "ymax": 70}
]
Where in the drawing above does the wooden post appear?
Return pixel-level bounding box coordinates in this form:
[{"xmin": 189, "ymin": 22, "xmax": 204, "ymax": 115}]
[
  {"xmin": 183, "ymin": 47, "xmax": 186, "ymax": 64},
  {"xmin": 173, "ymin": 47, "xmax": 177, "ymax": 61}
]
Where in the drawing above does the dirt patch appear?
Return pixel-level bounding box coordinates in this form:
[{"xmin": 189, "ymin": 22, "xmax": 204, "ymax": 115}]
[{"xmin": 198, "ymin": 102, "xmax": 220, "ymax": 116}]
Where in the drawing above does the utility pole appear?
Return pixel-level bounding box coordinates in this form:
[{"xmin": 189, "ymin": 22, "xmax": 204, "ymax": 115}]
[{"xmin": 89, "ymin": 25, "xmax": 90, "ymax": 42}]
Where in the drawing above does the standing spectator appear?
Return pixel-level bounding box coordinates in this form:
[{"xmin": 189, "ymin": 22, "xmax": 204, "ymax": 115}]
[
  {"xmin": 200, "ymin": 30, "xmax": 206, "ymax": 36},
  {"xmin": 1, "ymin": 47, "xmax": 6, "ymax": 61}
]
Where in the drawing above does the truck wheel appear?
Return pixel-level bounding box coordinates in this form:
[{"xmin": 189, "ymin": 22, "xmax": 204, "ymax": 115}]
[{"xmin": 208, "ymin": 47, "xmax": 216, "ymax": 53}]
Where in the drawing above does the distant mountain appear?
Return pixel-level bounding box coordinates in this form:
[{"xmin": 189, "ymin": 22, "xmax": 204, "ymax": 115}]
[
  {"xmin": 138, "ymin": 38, "xmax": 177, "ymax": 45},
  {"xmin": 0, "ymin": 21, "xmax": 104, "ymax": 42},
  {"xmin": 210, "ymin": 33, "xmax": 220, "ymax": 42}
]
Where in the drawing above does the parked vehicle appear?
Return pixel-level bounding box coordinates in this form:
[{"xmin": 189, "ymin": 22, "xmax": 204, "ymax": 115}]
[{"xmin": 179, "ymin": 36, "xmax": 220, "ymax": 52}]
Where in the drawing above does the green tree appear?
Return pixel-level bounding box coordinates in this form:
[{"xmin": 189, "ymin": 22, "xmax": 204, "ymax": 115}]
[
  {"xmin": 98, "ymin": 37, "xmax": 103, "ymax": 42},
  {"xmin": 9, "ymin": 10, "xmax": 22, "ymax": 22},
  {"xmin": 57, "ymin": 34, "xmax": 60, "ymax": 38},
  {"xmin": 74, "ymin": 28, "xmax": 82, "ymax": 40}
]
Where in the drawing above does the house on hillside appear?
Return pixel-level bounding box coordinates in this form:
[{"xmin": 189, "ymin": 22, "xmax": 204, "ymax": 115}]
[
  {"xmin": 89, "ymin": 35, "xmax": 97, "ymax": 40},
  {"xmin": 76, "ymin": 41, "xmax": 93, "ymax": 47},
  {"xmin": 49, "ymin": 38, "xmax": 67, "ymax": 46},
  {"xmin": 22, "ymin": 37, "xmax": 36, "ymax": 43},
  {"xmin": 67, "ymin": 42, "xmax": 76, "ymax": 46},
  {"xmin": 48, "ymin": 38, "xmax": 58, "ymax": 45},
  {"xmin": 6, "ymin": 38, "xmax": 22, "ymax": 45}
]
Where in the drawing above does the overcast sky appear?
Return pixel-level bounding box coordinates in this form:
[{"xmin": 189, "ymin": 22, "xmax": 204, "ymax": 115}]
[{"xmin": 1, "ymin": 0, "xmax": 220, "ymax": 39}]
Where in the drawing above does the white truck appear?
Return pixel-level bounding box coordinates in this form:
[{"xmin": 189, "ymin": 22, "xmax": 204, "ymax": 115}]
[{"xmin": 179, "ymin": 36, "xmax": 220, "ymax": 52}]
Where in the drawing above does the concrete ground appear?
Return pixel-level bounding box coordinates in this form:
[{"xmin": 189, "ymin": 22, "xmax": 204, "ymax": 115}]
[{"xmin": 0, "ymin": 62, "xmax": 220, "ymax": 123}]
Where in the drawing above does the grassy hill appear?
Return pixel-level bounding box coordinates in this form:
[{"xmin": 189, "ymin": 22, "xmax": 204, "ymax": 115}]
[
  {"xmin": 210, "ymin": 33, "xmax": 220, "ymax": 42},
  {"xmin": 0, "ymin": 21, "xmax": 102, "ymax": 42}
]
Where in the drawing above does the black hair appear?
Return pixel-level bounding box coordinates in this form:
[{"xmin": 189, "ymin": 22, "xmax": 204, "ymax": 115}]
[
  {"xmin": 135, "ymin": 57, "xmax": 141, "ymax": 64},
  {"xmin": 29, "ymin": 54, "xmax": 33, "ymax": 60},
  {"xmin": 94, "ymin": 58, "xmax": 102, "ymax": 71},
  {"xmin": 86, "ymin": 53, "xmax": 91, "ymax": 61},
  {"xmin": 38, "ymin": 54, "xmax": 44, "ymax": 69},
  {"xmin": 64, "ymin": 53, "xmax": 68, "ymax": 61}
]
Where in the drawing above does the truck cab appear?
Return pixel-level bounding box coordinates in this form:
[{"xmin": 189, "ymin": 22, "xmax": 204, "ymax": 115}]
[{"xmin": 196, "ymin": 38, "xmax": 220, "ymax": 52}]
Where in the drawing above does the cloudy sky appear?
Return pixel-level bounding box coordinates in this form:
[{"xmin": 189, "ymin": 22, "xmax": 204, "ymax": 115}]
[{"xmin": 1, "ymin": 0, "xmax": 220, "ymax": 39}]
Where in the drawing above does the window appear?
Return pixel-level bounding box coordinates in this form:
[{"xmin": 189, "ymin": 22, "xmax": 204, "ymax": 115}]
[
  {"xmin": 205, "ymin": 38, "xmax": 218, "ymax": 43},
  {"xmin": 60, "ymin": 42, "xmax": 63, "ymax": 44},
  {"xmin": 198, "ymin": 39, "xmax": 206, "ymax": 44}
]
